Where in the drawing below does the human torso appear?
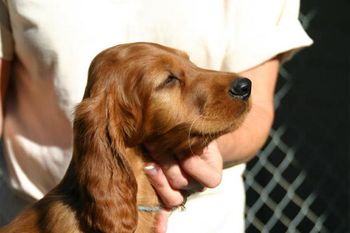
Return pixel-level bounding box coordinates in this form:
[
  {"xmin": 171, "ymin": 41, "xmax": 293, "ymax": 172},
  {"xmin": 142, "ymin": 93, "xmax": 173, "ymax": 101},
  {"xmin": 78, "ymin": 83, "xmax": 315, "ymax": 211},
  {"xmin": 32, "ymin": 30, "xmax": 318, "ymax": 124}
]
[{"xmin": 4, "ymin": 0, "xmax": 239, "ymax": 201}]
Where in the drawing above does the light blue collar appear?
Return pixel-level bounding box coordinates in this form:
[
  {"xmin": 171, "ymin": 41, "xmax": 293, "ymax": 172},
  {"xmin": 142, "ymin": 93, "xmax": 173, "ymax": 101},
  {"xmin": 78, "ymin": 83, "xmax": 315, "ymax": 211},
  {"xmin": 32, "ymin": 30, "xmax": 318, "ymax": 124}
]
[{"xmin": 138, "ymin": 205, "xmax": 162, "ymax": 212}]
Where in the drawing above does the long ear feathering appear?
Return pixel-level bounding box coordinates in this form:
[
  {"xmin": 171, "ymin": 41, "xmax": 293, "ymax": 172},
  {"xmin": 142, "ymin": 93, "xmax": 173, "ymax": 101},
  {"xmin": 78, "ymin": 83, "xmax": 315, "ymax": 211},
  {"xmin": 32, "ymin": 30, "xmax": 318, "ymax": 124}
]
[
  {"xmin": 115, "ymin": 67, "xmax": 153, "ymax": 146},
  {"xmin": 71, "ymin": 66, "xmax": 139, "ymax": 232},
  {"xmin": 87, "ymin": 48, "xmax": 153, "ymax": 146}
]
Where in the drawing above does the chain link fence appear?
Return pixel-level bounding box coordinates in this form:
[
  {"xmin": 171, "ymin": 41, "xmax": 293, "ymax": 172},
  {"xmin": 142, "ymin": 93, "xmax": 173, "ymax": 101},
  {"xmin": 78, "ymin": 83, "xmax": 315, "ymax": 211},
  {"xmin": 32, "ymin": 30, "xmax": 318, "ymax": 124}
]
[{"xmin": 244, "ymin": 1, "xmax": 349, "ymax": 232}]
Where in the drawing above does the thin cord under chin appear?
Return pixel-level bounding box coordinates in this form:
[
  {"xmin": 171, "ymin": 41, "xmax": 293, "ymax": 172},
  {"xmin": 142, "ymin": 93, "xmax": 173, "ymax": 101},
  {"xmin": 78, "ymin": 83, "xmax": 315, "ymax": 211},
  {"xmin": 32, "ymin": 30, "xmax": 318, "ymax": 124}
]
[
  {"xmin": 138, "ymin": 205, "xmax": 163, "ymax": 212},
  {"xmin": 137, "ymin": 202, "xmax": 186, "ymax": 212}
]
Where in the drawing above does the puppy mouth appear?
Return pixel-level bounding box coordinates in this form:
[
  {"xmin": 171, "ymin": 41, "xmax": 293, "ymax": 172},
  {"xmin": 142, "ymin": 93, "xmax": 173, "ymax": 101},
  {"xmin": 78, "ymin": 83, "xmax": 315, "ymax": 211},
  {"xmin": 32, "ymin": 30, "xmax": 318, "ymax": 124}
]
[
  {"xmin": 189, "ymin": 126, "xmax": 231, "ymax": 139},
  {"xmin": 141, "ymin": 125, "xmax": 230, "ymax": 157},
  {"xmin": 188, "ymin": 113, "xmax": 244, "ymax": 138},
  {"xmin": 186, "ymin": 120, "xmax": 238, "ymax": 149}
]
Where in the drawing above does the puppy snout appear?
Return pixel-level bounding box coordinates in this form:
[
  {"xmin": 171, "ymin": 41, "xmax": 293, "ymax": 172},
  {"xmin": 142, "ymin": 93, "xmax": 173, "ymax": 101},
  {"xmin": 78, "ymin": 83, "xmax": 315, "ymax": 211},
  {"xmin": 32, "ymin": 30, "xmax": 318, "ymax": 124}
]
[{"xmin": 228, "ymin": 77, "xmax": 251, "ymax": 100}]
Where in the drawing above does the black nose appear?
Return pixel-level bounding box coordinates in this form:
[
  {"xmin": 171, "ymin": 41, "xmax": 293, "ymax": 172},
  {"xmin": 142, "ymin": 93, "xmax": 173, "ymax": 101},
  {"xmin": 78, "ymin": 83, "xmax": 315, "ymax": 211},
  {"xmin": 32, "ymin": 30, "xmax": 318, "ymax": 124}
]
[{"xmin": 229, "ymin": 77, "xmax": 251, "ymax": 100}]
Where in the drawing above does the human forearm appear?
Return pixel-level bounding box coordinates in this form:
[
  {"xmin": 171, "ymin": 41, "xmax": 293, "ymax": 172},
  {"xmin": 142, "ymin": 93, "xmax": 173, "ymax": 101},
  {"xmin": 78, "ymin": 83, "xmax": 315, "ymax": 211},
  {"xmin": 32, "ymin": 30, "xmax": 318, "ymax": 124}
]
[
  {"xmin": 218, "ymin": 102, "xmax": 274, "ymax": 166},
  {"xmin": 218, "ymin": 57, "xmax": 280, "ymax": 166}
]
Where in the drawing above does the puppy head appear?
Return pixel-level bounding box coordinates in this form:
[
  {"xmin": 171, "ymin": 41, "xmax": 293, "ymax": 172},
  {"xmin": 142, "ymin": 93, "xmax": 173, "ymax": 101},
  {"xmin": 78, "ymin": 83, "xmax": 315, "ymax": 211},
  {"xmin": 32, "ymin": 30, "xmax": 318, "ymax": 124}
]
[{"xmin": 86, "ymin": 42, "xmax": 251, "ymax": 155}]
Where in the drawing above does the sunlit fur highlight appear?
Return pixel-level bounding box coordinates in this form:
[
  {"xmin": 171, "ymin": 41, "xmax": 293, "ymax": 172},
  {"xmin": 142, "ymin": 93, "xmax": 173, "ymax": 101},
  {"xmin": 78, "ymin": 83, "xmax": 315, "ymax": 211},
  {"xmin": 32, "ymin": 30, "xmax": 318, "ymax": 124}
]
[{"xmin": 0, "ymin": 42, "xmax": 250, "ymax": 233}]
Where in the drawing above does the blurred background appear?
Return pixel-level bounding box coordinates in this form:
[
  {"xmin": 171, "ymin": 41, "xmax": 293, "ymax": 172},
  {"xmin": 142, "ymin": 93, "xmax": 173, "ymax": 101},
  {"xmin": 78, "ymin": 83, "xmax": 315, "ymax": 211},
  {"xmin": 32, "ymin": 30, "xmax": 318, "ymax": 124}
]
[{"xmin": 244, "ymin": 0, "xmax": 349, "ymax": 232}]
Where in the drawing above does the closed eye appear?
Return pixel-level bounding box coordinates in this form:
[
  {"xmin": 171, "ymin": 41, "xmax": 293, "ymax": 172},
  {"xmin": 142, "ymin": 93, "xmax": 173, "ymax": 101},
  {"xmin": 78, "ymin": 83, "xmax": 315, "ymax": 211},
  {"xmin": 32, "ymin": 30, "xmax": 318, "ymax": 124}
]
[{"xmin": 162, "ymin": 74, "xmax": 180, "ymax": 87}]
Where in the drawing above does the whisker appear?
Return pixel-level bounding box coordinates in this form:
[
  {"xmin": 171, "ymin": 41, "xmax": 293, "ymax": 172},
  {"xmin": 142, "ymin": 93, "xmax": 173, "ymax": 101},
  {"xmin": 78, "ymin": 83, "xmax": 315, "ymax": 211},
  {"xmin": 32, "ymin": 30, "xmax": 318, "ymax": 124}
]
[{"xmin": 187, "ymin": 115, "xmax": 204, "ymax": 155}]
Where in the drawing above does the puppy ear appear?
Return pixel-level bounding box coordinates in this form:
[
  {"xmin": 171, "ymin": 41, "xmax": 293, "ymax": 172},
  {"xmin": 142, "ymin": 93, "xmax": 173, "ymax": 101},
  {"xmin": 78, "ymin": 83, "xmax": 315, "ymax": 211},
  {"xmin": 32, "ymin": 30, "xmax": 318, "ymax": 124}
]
[
  {"xmin": 114, "ymin": 82, "xmax": 150, "ymax": 146},
  {"xmin": 85, "ymin": 51, "xmax": 150, "ymax": 147},
  {"xmin": 72, "ymin": 92, "xmax": 138, "ymax": 233}
]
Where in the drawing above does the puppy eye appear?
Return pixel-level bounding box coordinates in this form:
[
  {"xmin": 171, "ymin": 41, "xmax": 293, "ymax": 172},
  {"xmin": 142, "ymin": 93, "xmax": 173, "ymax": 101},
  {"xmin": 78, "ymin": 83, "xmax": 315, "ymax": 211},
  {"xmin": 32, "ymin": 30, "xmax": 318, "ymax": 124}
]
[{"xmin": 163, "ymin": 74, "xmax": 179, "ymax": 86}]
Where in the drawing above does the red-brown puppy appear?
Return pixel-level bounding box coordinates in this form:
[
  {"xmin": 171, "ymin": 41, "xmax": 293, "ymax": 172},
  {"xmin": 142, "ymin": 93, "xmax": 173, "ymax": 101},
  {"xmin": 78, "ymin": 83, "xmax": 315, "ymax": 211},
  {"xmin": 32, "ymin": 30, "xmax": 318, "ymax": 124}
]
[{"xmin": 0, "ymin": 42, "xmax": 251, "ymax": 233}]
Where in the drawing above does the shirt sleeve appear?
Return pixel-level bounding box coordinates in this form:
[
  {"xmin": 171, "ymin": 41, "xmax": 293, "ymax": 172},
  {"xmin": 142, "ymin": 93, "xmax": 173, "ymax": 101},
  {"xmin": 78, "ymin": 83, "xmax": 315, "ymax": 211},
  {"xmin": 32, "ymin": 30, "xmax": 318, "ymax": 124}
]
[
  {"xmin": 0, "ymin": 0, "xmax": 14, "ymax": 60},
  {"xmin": 223, "ymin": 0, "xmax": 313, "ymax": 73}
]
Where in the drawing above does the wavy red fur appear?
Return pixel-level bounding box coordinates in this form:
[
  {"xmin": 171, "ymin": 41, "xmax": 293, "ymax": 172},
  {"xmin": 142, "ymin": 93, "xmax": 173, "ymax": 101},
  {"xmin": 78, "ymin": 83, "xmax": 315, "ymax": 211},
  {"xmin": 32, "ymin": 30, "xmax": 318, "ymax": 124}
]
[{"xmin": 0, "ymin": 42, "xmax": 250, "ymax": 233}]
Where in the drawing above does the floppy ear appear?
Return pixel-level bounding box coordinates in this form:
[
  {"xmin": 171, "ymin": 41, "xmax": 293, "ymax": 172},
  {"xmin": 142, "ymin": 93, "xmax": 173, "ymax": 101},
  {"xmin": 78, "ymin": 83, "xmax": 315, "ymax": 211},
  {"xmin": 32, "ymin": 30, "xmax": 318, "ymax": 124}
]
[
  {"xmin": 113, "ymin": 72, "xmax": 152, "ymax": 147},
  {"xmin": 71, "ymin": 90, "xmax": 138, "ymax": 233},
  {"xmin": 84, "ymin": 50, "xmax": 151, "ymax": 147}
]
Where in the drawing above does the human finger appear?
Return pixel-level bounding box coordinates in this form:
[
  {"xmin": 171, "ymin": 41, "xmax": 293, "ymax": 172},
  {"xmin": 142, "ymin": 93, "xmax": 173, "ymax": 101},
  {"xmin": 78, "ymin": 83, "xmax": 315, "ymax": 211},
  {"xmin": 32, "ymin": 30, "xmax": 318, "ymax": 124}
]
[
  {"xmin": 144, "ymin": 163, "xmax": 185, "ymax": 208},
  {"xmin": 156, "ymin": 156, "xmax": 190, "ymax": 190},
  {"xmin": 178, "ymin": 141, "xmax": 223, "ymax": 188}
]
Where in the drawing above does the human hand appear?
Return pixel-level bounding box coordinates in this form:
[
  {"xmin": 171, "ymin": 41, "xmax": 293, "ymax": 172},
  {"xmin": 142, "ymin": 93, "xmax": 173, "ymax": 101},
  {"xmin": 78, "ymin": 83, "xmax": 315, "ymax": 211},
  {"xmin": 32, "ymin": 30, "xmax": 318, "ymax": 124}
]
[{"xmin": 144, "ymin": 140, "xmax": 223, "ymax": 233}]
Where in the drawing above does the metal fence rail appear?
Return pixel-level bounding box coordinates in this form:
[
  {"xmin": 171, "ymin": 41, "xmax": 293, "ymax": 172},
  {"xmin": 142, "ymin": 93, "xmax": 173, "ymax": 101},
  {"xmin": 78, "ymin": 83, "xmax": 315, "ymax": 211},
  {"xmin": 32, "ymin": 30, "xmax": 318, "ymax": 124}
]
[{"xmin": 244, "ymin": 2, "xmax": 348, "ymax": 232}]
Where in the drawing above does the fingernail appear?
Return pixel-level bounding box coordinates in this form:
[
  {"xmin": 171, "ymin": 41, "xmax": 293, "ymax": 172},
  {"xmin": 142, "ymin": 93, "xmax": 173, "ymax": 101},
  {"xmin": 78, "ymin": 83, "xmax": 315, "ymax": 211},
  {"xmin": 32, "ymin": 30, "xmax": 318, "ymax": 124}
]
[{"xmin": 144, "ymin": 164, "xmax": 158, "ymax": 176}]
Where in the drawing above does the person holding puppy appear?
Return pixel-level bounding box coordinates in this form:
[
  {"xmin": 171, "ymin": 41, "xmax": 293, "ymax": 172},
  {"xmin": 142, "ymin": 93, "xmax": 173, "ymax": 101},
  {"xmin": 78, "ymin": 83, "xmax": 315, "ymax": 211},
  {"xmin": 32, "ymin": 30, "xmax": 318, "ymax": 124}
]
[{"xmin": 0, "ymin": 0, "xmax": 312, "ymax": 232}]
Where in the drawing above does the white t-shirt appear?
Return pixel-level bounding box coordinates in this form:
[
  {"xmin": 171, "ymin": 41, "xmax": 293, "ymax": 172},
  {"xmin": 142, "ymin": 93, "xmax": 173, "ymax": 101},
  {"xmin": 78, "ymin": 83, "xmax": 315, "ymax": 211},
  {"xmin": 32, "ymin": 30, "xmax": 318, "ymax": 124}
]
[{"xmin": 0, "ymin": 0, "xmax": 312, "ymax": 231}]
